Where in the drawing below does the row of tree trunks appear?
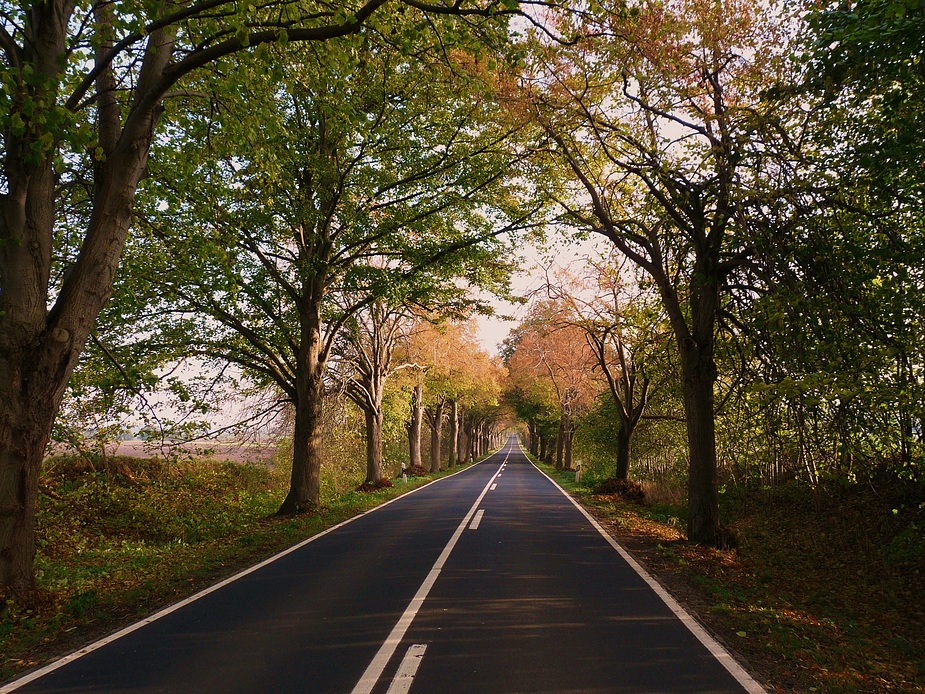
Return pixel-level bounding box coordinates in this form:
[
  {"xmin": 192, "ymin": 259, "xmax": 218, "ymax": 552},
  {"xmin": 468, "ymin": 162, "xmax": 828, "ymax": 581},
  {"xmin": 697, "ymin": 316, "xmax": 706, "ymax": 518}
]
[
  {"xmin": 409, "ymin": 397, "xmax": 467, "ymax": 472},
  {"xmin": 551, "ymin": 418, "xmax": 576, "ymax": 471}
]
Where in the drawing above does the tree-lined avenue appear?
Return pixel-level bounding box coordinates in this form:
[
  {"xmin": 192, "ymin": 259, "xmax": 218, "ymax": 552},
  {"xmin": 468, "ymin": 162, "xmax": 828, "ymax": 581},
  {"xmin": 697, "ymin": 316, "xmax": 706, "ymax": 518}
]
[{"xmin": 5, "ymin": 438, "xmax": 763, "ymax": 693}]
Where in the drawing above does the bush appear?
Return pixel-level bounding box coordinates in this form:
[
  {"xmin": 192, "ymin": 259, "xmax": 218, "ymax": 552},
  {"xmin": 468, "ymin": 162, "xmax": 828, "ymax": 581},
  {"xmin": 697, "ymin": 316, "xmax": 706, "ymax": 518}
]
[
  {"xmin": 593, "ymin": 477, "xmax": 646, "ymax": 503},
  {"xmin": 355, "ymin": 478, "xmax": 393, "ymax": 493}
]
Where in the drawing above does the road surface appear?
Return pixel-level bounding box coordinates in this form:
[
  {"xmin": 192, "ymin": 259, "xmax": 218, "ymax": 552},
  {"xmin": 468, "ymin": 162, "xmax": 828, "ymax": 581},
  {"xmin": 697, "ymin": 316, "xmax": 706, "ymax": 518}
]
[{"xmin": 5, "ymin": 436, "xmax": 764, "ymax": 693}]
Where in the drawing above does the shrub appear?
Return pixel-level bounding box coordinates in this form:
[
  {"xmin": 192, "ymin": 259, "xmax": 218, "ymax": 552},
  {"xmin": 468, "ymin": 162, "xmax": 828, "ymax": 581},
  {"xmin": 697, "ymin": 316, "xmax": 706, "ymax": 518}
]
[
  {"xmin": 355, "ymin": 478, "xmax": 394, "ymax": 493},
  {"xmin": 593, "ymin": 477, "xmax": 646, "ymax": 503}
]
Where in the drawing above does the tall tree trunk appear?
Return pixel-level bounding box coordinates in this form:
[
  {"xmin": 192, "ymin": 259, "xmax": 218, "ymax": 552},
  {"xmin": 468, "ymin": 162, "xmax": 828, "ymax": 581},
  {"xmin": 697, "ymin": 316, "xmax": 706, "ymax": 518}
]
[
  {"xmin": 0, "ymin": 370, "xmax": 63, "ymax": 597},
  {"xmin": 654, "ymin": 254, "xmax": 722, "ymax": 545},
  {"xmin": 408, "ymin": 377, "xmax": 423, "ymax": 469},
  {"xmin": 680, "ymin": 341, "xmax": 721, "ymax": 544},
  {"xmin": 528, "ymin": 422, "xmax": 538, "ymax": 456},
  {"xmin": 615, "ymin": 424, "xmax": 631, "ymax": 480},
  {"xmin": 457, "ymin": 413, "xmax": 468, "ymax": 464},
  {"xmin": 563, "ymin": 421, "xmax": 574, "ymax": 471},
  {"xmin": 278, "ymin": 373, "xmax": 324, "ymax": 515},
  {"xmin": 429, "ymin": 399, "xmax": 445, "ymax": 473},
  {"xmin": 0, "ymin": 23, "xmax": 173, "ymax": 596},
  {"xmin": 364, "ymin": 405, "xmax": 384, "ymax": 485},
  {"xmin": 555, "ymin": 422, "xmax": 565, "ymax": 471},
  {"xmin": 545, "ymin": 433, "xmax": 556, "ymax": 465},
  {"xmin": 448, "ymin": 399, "xmax": 458, "ymax": 468},
  {"xmin": 278, "ymin": 275, "xmax": 328, "ymax": 514}
]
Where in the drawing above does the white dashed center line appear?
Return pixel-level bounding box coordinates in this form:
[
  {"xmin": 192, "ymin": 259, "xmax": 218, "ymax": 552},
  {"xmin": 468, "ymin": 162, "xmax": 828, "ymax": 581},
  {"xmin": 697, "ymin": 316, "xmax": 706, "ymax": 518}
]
[
  {"xmin": 469, "ymin": 510, "xmax": 485, "ymax": 530},
  {"xmin": 386, "ymin": 644, "xmax": 427, "ymax": 694},
  {"xmin": 350, "ymin": 457, "xmax": 506, "ymax": 694}
]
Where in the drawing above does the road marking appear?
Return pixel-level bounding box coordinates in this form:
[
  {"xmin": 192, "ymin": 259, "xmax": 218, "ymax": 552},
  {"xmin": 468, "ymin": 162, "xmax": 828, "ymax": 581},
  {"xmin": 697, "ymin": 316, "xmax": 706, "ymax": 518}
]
[
  {"xmin": 469, "ymin": 510, "xmax": 485, "ymax": 530},
  {"xmin": 351, "ymin": 461, "xmax": 505, "ymax": 694},
  {"xmin": 490, "ymin": 483, "xmax": 497, "ymax": 491},
  {"xmin": 0, "ymin": 456, "xmax": 506, "ymax": 694},
  {"xmin": 385, "ymin": 644, "xmax": 427, "ymax": 694},
  {"xmin": 523, "ymin": 443, "xmax": 767, "ymax": 694}
]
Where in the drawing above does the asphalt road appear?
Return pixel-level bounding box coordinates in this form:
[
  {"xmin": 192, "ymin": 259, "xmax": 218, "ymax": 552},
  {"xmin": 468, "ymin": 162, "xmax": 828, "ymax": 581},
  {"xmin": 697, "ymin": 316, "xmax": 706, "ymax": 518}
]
[{"xmin": 5, "ymin": 437, "xmax": 765, "ymax": 693}]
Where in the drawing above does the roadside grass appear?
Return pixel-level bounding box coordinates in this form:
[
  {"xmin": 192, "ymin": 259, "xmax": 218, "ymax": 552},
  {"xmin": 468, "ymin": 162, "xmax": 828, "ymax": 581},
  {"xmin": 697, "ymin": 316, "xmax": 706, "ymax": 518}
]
[
  {"xmin": 1, "ymin": 454, "xmax": 477, "ymax": 684},
  {"xmin": 533, "ymin": 459, "xmax": 925, "ymax": 694}
]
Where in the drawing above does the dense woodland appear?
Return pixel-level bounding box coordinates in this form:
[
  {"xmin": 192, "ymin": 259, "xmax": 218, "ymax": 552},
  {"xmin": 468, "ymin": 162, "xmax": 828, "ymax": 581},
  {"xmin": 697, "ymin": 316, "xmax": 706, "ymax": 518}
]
[{"xmin": 0, "ymin": 2, "xmax": 923, "ymax": 676}]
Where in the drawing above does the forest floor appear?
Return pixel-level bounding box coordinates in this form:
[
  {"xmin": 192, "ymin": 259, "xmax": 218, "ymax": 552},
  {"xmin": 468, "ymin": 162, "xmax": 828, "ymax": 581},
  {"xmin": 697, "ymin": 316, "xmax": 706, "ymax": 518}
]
[{"xmin": 540, "ymin": 464, "xmax": 925, "ymax": 694}]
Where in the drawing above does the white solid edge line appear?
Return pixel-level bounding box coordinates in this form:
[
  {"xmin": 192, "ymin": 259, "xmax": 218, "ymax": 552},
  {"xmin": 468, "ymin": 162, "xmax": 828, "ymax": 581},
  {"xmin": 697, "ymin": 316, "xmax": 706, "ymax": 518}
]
[
  {"xmin": 0, "ymin": 456, "xmax": 501, "ymax": 694},
  {"xmin": 385, "ymin": 644, "xmax": 427, "ymax": 694},
  {"xmin": 351, "ymin": 459, "xmax": 505, "ymax": 694},
  {"xmin": 521, "ymin": 444, "xmax": 767, "ymax": 694}
]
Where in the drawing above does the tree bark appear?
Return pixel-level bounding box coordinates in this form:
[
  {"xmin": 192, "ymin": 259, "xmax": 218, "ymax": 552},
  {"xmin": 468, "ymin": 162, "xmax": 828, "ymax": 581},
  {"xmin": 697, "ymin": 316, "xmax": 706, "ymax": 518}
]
[
  {"xmin": 364, "ymin": 405, "xmax": 384, "ymax": 485},
  {"xmin": 680, "ymin": 338, "xmax": 721, "ymax": 544},
  {"xmin": 615, "ymin": 425, "xmax": 631, "ymax": 480},
  {"xmin": 447, "ymin": 399, "xmax": 458, "ymax": 468},
  {"xmin": 563, "ymin": 421, "xmax": 574, "ymax": 471},
  {"xmin": 0, "ymin": 373, "xmax": 62, "ymax": 597},
  {"xmin": 277, "ymin": 270, "xmax": 328, "ymax": 514},
  {"xmin": 278, "ymin": 371, "xmax": 324, "ymax": 515},
  {"xmin": 408, "ymin": 377, "xmax": 423, "ymax": 469},
  {"xmin": 457, "ymin": 411, "xmax": 468, "ymax": 464},
  {"xmin": 555, "ymin": 422, "xmax": 565, "ymax": 470},
  {"xmin": 428, "ymin": 399, "xmax": 445, "ymax": 473},
  {"xmin": 471, "ymin": 422, "xmax": 481, "ymax": 459}
]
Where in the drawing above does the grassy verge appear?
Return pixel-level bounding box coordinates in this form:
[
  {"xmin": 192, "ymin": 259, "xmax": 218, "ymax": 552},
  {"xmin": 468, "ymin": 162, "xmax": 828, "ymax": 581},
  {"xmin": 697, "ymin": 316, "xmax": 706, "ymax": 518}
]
[
  {"xmin": 1, "ymin": 455, "xmax": 478, "ymax": 684},
  {"xmin": 532, "ymin": 458, "xmax": 925, "ymax": 694}
]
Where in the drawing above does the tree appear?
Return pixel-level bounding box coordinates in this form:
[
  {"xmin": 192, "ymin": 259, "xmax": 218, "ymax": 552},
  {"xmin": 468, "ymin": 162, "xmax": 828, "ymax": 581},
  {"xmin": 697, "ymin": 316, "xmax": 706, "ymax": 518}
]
[
  {"xmin": 399, "ymin": 318, "xmax": 506, "ymax": 470},
  {"xmin": 0, "ymin": 0, "xmax": 528, "ymax": 596},
  {"xmin": 335, "ymin": 300, "xmax": 414, "ymax": 487},
  {"xmin": 137, "ymin": 32, "xmax": 532, "ymax": 514},
  {"xmin": 407, "ymin": 368, "xmax": 426, "ymax": 471},
  {"xmin": 529, "ymin": 0, "xmax": 791, "ymax": 543},
  {"xmin": 504, "ymin": 300, "xmax": 599, "ymax": 470},
  {"xmin": 546, "ymin": 253, "xmax": 671, "ymax": 480},
  {"xmin": 804, "ymin": 0, "xmax": 925, "ymax": 188}
]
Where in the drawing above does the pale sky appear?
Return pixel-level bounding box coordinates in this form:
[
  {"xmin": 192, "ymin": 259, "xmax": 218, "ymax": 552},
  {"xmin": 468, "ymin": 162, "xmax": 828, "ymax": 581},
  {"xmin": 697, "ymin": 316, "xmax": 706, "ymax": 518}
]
[{"xmin": 474, "ymin": 233, "xmax": 613, "ymax": 355}]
